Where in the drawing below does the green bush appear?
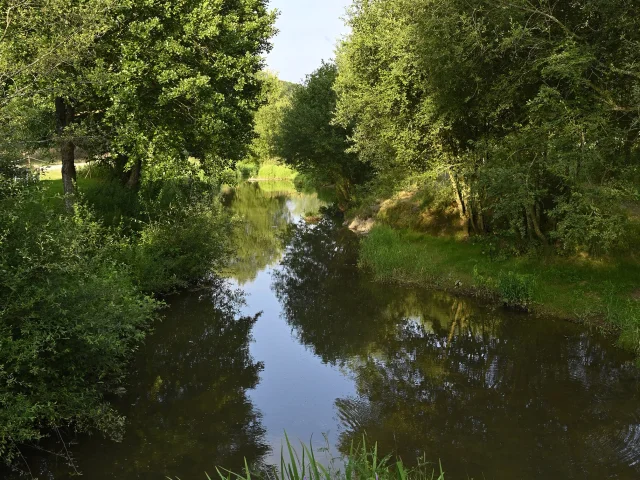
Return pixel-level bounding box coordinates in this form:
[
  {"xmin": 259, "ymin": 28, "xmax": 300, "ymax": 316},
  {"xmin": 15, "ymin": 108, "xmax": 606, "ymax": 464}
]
[
  {"xmin": 125, "ymin": 201, "xmax": 232, "ymax": 294},
  {"xmin": 551, "ymin": 191, "xmax": 630, "ymax": 255},
  {"xmin": 236, "ymin": 160, "xmax": 259, "ymax": 179},
  {"xmin": 0, "ymin": 180, "xmax": 157, "ymax": 465},
  {"xmin": 496, "ymin": 271, "xmax": 536, "ymax": 311}
]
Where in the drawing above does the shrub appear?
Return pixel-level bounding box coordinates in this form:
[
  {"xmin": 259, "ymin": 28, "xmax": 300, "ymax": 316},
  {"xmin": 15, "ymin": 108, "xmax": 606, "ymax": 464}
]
[
  {"xmin": 551, "ymin": 190, "xmax": 630, "ymax": 255},
  {"xmin": 0, "ymin": 181, "xmax": 157, "ymax": 465},
  {"xmin": 236, "ymin": 160, "xmax": 259, "ymax": 179},
  {"xmin": 125, "ymin": 201, "xmax": 232, "ymax": 294},
  {"xmin": 473, "ymin": 267, "xmax": 536, "ymax": 311},
  {"xmin": 496, "ymin": 271, "xmax": 536, "ymax": 311}
]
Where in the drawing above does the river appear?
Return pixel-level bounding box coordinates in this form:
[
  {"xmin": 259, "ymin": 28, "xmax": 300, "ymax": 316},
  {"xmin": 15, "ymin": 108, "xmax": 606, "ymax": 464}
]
[{"xmin": 11, "ymin": 182, "xmax": 640, "ymax": 479}]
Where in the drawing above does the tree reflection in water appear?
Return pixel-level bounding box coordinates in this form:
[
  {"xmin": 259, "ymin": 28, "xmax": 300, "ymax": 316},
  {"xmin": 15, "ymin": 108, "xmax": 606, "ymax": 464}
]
[
  {"xmin": 273, "ymin": 217, "xmax": 640, "ymax": 480},
  {"xmin": 223, "ymin": 182, "xmax": 327, "ymax": 285},
  {"xmin": 18, "ymin": 280, "xmax": 270, "ymax": 480}
]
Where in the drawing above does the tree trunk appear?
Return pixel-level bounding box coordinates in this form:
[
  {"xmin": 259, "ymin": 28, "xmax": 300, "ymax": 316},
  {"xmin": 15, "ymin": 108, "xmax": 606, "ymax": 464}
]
[
  {"xmin": 476, "ymin": 198, "xmax": 485, "ymax": 233},
  {"xmin": 467, "ymin": 200, "xmax": 478, "ymax": 234},
  {"xmin": 114, "ymin": 154, "xmax": 129, "ymax": 183},
  {"xmin": 448, "ymin": 167, "xmax": 469, "ymax": 236},
  {"xmin": 55, "ymin": 97, "xmax": 76, "ymax": 211},
  {"xmin": 126, "ymin": 159, "xmax": 142, "ymax": 190},
  {"xmin": 525, "ymin": 207, "xmax": 533, "ymax": 240},
  {"xmin": 526, "ymin": 203, "xmax": 546, "ymax": 243}
]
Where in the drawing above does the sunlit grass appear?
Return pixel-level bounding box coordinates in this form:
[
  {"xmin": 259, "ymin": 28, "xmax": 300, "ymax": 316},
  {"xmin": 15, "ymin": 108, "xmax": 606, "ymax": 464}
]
[
  {"xmin": 360, "ymin": 225, "xmax": 640, "ymax": 355},
  {"xmin": 256, "ymin": 162, "xmax": 298, "ymax": 180}
]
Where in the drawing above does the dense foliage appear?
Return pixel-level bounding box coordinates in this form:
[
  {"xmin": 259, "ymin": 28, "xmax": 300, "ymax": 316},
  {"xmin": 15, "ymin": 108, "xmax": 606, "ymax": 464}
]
[
  {"xmin": 0, "ymin": 0, "xmax": 275, "ymax": 468},
  {"xmin": 0, "ymin": 181, "xmax": 157, "ymax": 464},
  {"xmin": 275, "ymin": 62, "xmax": 371, "ymax": 205},
  {"xmin": 1, "ymin": 0, "xmax": 276, "ymax": 192},
  {"xmin": 331, "ymin": 0, "xmax": 640, "ymax": 253},
  {"xmin": 248, "ymin": 72, "xmax": 299, "ymax": 164}
]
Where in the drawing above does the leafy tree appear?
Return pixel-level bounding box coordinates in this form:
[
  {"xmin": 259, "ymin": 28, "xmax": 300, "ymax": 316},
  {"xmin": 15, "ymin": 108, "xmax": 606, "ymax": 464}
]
[
  {"xmin": 1, "ymin": 0, "xmax": 276, "ymax": 202},
  {"xmin": 249, "ymin": 71, "xmax": 299, "ymax": 163},
  {"xmin": 276, "ymin": 62, "xmax": 370, "ymax": 206},
  {"xmin": 335, "ymin": 0, "xmax": 640, "ymax": 252}
]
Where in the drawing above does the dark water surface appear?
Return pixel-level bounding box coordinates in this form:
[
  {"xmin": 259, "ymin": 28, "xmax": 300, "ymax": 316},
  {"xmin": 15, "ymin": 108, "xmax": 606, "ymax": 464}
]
[{"xmin": 11, "ymin": 182, "xmax": 640, "ymax": 479}]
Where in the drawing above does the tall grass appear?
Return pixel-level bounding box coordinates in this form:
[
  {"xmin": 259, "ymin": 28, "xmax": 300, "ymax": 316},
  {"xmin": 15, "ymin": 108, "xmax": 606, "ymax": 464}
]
[
  {"xmin": 195, "ymin": 435, "xmax": 445, "ymax": 480},
  {"xmin": 256, "ymin": 162, "xmax": 298, "ymax": 180}
]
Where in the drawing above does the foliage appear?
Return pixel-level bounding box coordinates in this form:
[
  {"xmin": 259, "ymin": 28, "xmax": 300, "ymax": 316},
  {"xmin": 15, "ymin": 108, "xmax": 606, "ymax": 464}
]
[
  {"xmin": 335, "ymin": 0, "xmax": 640, "ymax": 253},
  {"xmin": 237, "ymin": 160, "xmax": 260, "ymax": 179},
  {"xmin": 249, "ymin": 72, "xmax": 299, "ymax": 163},
  {"xmin": 1, "ymin": 0, "xmax": 276, "ymax": 185},
  {"xmin": 0, "ymin": 180, "xmax": 157, "ymax": 465},
  {"xmin": 275, "ymin": 62, "xmax": 370, "ymax": 206},
  {"xmin": 125, "ymin": 201, "xmax": 232, "ymax": 293},
  {"xmin": 496, "ymin": 272, "xmax": 536, "ymax": 311}
]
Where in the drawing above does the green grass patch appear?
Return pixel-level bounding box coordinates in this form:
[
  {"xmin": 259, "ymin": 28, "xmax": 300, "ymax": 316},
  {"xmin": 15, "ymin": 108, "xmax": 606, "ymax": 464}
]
[
  {"xmin": 360, "ymin": 225, "xmax": 640, "ymax": 354},
  {"xmin": 256, "ymin": 161, "xmax": 298, "ymax": 180}
]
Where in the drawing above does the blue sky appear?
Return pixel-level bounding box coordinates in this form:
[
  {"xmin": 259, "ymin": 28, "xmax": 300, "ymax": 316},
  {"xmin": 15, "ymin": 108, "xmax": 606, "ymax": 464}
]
[{"xmin": 265, "ymin": 0, "xmax": 352, "ymax": 84}]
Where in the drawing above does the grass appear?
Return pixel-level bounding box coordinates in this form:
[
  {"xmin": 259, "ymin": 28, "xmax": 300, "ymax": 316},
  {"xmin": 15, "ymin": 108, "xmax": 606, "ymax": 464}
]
[
  {"xmin": 360, "ymin": 225, "xmax": 640, "ymax": 354},
  {"xmin": 255, "ymin": 162, "xmax": 298, "ymax": 181},
  {"xmin": 38, "ymin": 164, "xmax": 141, "ymax": 227},
  {"xmin": 175, "ymin": 434, "xmax": 445, "ymax": 480}
]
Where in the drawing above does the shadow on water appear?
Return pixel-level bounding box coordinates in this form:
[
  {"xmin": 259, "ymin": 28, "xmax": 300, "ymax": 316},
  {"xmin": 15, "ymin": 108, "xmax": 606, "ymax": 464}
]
[
  {"xmin": 273, "ymin": 215, "xmax": 640, "ymax": 480},
  {"xmin": 10, "ymin": 282, "xmax": 270, "ymax": 480},
  {"xmin": 8, "ymin": 182, "xmax": 640, "ymax": 479}
]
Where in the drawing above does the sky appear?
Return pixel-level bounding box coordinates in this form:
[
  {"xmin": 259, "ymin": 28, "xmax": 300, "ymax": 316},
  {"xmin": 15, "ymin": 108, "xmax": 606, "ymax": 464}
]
[{"xmin": 265, "ymin": 0, "xmax": 352, "ymax": 84}]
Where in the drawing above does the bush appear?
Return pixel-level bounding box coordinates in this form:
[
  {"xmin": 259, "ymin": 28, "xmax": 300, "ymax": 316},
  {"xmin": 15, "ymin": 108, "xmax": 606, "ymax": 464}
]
[
  {"xmin": 0, "ymin": 181, "xmax": 157, "ymax": 465},
  {"xmin": 236, "ymin": 160, "xmax": 259, "ymax": 179},
  {"xmin": 551, "ymin": 190, "xmax": 631, "ymax": 255},
  {"xmin": 125, "ymin": 201, "xmax": 232, "ymax": 294}
]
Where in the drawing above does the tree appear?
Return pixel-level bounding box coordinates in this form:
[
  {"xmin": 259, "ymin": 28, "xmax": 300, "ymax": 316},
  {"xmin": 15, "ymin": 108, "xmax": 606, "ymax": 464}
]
[
  {"xmin": 335, "ymin": 0, "xmax": 640, "ymax": 252},
  {"xmin": 249, "ymin": 71, "xmax": 299, "ymax": 163},
  {"xmin": 1, "ymin": 0, "xmax": 276, "ymax": 203},
  {"xmin": 0, "ymin": 0, "xmax": 115, "ymax": 201},
  {"xmin": 276, "ymin": 62, "xmax": 370, "ymax": 206}
]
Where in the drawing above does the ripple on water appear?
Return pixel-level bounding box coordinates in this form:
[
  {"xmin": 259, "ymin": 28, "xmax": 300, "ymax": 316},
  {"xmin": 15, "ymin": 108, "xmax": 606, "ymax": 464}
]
[{"xmin": 586, "ymin": 413, "xmax": 640, "ymax": 470}]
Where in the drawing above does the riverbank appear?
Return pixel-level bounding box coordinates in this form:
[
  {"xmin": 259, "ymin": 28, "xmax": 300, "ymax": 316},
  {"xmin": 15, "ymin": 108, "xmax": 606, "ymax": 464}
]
[{"xmin": 359, "ymin": 224, "xmax": 640, "ymax": 355}]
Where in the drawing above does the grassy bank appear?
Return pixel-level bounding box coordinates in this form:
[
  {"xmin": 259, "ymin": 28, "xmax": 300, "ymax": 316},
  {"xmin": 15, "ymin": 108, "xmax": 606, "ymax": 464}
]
[{"xmin": 360, "ymin": 225, "xmax": 640, "ymax": 353}]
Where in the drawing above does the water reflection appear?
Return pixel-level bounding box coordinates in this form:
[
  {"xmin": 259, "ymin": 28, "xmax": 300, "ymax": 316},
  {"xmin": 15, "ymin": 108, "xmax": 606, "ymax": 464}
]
[
  {"xmin": 273, "ymin": 216, "xmax": 640, "ymax": 479},
  {"xmin": 15, "ymin": 282, "xmax": 269, "ymax": 480},
  {"xmin": 223, "ymin": 182, "xmax": 326, "ymax": 285},
  {"xmin": 10, "ymin": 184, "xmax": 640, "ymax": 480}
]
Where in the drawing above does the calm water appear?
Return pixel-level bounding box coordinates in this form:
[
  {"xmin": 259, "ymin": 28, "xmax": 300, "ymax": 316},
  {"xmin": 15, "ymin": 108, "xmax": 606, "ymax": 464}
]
[{"xmin": 11, "ymin": 182, "xmax": 640, "ymax": 479}]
